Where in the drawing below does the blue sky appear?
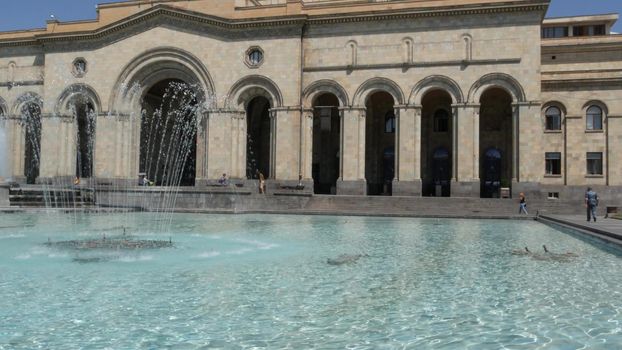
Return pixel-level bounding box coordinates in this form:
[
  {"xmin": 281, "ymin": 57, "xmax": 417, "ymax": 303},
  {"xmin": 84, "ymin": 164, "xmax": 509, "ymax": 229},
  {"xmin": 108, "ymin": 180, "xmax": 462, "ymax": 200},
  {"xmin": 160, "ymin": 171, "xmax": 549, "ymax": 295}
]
[{"xmin": 0, "ymin": 0, "xmax": 621, "ymax": 32}]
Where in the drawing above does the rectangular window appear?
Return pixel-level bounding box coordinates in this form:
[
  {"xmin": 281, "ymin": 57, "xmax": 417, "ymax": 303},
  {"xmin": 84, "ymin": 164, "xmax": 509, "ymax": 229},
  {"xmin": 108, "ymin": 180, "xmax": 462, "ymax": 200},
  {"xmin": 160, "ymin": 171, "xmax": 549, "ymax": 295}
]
[
  {"xmin": 542, "ymin": 26, "xmax": 568, "ymax": 38},
  {"xmin": 573, "ymin": 25, "xmax": 607, "ymax": 37},
  {"xmin": 586, "ymin": 152, "xmax": 603, "ymax": 175},
  {"xmin": 545, "ymin": 152, "xmax": 561, "ymax": 175},
  {"xmin": 548, "ymin": 192, "xmax": 560, "ymax": 199},
  {"xmin": 587, "ymin": 114, "xmax": 603, "ymax": 130},
  {"xmin": 546, "ymin": 115, "xmax": 561, "ymax": 130},
  {"xmin": 594, "ymin": 25, "xmax": 606, "ymax": 36}
]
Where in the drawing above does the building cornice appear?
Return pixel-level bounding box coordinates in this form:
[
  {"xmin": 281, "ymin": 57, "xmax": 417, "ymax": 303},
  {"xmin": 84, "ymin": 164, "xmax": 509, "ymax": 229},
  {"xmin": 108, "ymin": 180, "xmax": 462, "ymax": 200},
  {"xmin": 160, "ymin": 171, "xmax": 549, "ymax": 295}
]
[{"xmin": 0, "ymin": 1, "xmax": 549, "ymax": 47}]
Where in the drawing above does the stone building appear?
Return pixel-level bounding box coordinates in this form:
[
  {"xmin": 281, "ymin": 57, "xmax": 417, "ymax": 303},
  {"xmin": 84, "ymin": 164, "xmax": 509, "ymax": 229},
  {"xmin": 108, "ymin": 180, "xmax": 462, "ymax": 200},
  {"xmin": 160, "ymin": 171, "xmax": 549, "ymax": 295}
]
[{"xmin": 0, "ymin": 0, "xmax": 620, "ymax": 200}]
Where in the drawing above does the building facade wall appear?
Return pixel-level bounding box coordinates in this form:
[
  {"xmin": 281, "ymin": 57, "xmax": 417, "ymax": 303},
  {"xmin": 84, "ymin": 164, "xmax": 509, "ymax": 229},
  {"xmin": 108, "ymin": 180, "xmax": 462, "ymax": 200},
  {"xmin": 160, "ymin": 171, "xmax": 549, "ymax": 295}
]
[{"xmin": 0, "ymin": 0, "xmax": 620, "ymax": 199}]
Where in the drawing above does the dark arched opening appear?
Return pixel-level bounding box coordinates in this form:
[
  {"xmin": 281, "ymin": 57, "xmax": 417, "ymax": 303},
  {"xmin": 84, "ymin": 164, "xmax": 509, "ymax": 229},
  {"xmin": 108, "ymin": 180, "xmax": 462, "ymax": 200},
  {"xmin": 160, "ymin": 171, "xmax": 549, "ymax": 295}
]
[
  {"xmin": 312, "ymin": 93, "xmax": 340, "ymax": 194},
  {"xmin": 22, "ymin": 103, "xmax": 41, "ymax": 184},
  {"xmin": 480, "ymin": 88, "xmax": 512, "ymax": 198},
  {"xmin": 365, "ymin": 91, "xmax": 395, "ymax": 195},
  {"xmin": 139, "ymin": 79, "xmax": 198, "ymax": 186},
  {"xmin": 482, "ymin": 148, "xmax": 502, "ymax": 198},
  {"xmin": 421, "ymin": 90, "xmax": 453, "ymax": 197},
  {"xmin": 246, "ymin": 96, "xmax": 271, "ymax": 179},
  {"xmin": 72, "ymin": 99, "xmax": 96, "ymax": 179}
]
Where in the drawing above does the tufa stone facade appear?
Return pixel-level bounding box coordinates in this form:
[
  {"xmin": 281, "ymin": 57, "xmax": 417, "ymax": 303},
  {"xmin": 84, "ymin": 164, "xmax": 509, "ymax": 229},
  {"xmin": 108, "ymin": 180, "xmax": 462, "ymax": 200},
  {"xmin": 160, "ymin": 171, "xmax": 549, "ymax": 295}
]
[{"xmin": 0, "ymin": 0, "xmax": 620, "ymax": 201}]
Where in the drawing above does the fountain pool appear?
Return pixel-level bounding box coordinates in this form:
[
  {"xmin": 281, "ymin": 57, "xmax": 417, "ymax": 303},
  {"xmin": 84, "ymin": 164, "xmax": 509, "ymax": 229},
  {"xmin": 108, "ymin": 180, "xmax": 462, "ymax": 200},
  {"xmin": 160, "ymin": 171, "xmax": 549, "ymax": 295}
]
[{"xmin": 1, "ymin": 213, "xmax": 621, "ymax": 349}]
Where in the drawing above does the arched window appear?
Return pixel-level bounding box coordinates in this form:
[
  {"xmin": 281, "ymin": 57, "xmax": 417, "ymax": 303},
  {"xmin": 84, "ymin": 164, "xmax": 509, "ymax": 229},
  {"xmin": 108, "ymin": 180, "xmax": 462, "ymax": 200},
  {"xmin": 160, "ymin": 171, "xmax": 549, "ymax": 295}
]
[
  {"xmin": 586, "ymin": 105, "xmax": 603, "ymax": 130},
  {"xmin": 384, "ymin": 111, "xmax": 395, "ymax": 133},
  {"xmin": 434, "ymin": 109, "xmax": 449, "ymax": 132},
  {"xmin": 545, "ymin": 106, "xmax": 561, "ymax": 130}
]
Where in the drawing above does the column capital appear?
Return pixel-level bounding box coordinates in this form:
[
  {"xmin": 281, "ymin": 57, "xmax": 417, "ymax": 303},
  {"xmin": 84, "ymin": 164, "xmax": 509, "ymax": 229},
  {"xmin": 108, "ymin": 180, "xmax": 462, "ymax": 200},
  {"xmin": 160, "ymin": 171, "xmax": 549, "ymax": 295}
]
[
  {"xmin": 459, "ymin": 103, "xmax": 481, "ymax": 108},
  {"xmin": 338, "ymin": 106, "xmax": 366, "ymax": 111},
  {"xmin": 513, "ymin": 101, "xmax": 541, "ymax": 108},
  {"xmin": 270, "ymin": 106, "xmax": 301, "ymax": 112},
  {"xmin": 394, "ymin": 104, "xmax": 422, "ymax": 110}
]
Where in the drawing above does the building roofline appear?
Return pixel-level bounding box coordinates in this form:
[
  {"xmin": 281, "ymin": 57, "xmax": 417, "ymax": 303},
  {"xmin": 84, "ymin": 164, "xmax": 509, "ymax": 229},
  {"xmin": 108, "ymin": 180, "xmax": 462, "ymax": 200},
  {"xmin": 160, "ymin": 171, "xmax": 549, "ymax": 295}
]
[
  {"xmin": 542, "ymin": 13, "xmax": 618, "ymax": 26},
  {"xmin": 0, "ymin": 0, "xmax": 550, "ymax": 46}
]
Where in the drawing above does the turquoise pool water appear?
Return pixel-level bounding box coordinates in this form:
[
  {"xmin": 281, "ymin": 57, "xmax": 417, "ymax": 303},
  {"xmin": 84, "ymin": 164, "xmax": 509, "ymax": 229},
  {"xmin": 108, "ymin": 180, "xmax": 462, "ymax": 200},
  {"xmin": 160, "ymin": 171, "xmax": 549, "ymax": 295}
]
[{"xmin": 0, "ymin": 213, "xmax": 621, "ymax": 349}]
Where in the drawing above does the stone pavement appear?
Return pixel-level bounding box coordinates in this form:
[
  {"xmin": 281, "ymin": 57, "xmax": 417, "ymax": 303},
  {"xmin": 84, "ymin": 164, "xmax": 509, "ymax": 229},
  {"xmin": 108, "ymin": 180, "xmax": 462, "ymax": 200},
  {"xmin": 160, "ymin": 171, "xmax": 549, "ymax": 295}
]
[{"xmin": 538, "ymin": 214, "xmax": 622, "ymax": 246}]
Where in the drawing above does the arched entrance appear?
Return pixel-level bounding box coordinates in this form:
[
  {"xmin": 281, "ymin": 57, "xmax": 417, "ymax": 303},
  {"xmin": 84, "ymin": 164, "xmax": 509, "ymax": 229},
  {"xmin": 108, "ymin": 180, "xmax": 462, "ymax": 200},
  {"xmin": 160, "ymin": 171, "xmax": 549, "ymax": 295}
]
[
  {"xmin": 421, "ymin": 90, "xmax": 453, "ymax": 197},
  {"xmin": 365, "ymin": 91, "xmax": 396, "ymax": 195},
  {"xmin": 246, "ymin": 96, "xmax": 271, "ymax": 179},
  {"xmin": 139, "ymin": 79, "xmax": 199, "ymax": 186},
  {"xmin": 312, "ymin": 93, "xmax": 340, "ymax": 194},
  {"xmin": 479, "ymin": 88, "xmax": 513, "ymax": 198},
  {"xmin": 22, "ymin": 103, "xmax": 41, "ymax": 184},
  {"xmin": 70, "ymin": 98, "xmax": 96, "ymax": 179},
  {"xmin": 482, "ymin": 148, "xmax": 502, "ymax": 198}
]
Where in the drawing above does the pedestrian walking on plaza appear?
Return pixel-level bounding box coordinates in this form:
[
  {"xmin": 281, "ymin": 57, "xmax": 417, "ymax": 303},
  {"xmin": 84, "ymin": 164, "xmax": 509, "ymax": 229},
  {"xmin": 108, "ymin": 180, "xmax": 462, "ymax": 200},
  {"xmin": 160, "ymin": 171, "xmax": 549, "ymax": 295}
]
[
  {"xmin": 585, "ymin": 187, "xmax": 599, "ymax": 222},
  {"xmin": 256, "ymin": 170, "xmax": 265, "ymax": 194},
  {"xmin": 518, "ymin": 192, "xmax": 528, "ymax": 215}
]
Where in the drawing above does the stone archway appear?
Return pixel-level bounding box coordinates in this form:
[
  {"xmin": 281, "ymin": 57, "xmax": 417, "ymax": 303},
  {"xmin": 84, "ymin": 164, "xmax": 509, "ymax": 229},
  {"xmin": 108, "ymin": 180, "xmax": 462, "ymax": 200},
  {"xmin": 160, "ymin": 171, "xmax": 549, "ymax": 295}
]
[
  {"xmin": 226, "ymin": 75, "xmax": 283, "ymax": 180},
  {"xmin": 303, "ymin": 80, "xmax": 348, "ymax": 195},
  {"xmin": 56, "ymin": 84, "xmax": 101, "ymax": 179},
  {"xmin": 365, "ymin": 91, "xmax": 397, "ymax": 196},
  {"xmin": 140, "ymin": 78, "xmax": 200, "ymax": 186},
  {"xmin": 14, "ymin": 93, "xmax": 43, "ymax": 184},
  {"xmin": 311, "ymin": 93, "xmax": 341, "ymax": 194},
  {"xmin": 420, "ymin": 90, "xmax": 454, "ymax": 197},
  {"xmin": 468, "ymin": 73, "xmax": 525, "ymax": 198},
  {"xmin": 110, "ymin": 47, "xmax": 214, "ymax": 185},
  {"xmin": 479, "ymin": 88, "xmax": 513, "ymax": 198}
]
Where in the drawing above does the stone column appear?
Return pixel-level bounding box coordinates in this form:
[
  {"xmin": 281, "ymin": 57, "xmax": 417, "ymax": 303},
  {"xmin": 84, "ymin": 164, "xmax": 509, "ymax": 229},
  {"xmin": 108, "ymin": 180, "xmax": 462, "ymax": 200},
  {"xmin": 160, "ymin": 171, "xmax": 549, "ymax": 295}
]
[
  {"xmin": 233, "ymin": 111, "xmax": 247, "ymax": 180},
  {"xmin": 194, "ymin": 111, "xmax": 208, "ymax": 185},
  {"xmin": 40, "ymin": 115, "xmax": 74, "ymax": 183},
  {"xmin": 271, "ymin": 107, "xmax": 300, "ymax": 181},
  {"xmin": 336, "ymin": 107, "xmax": 366, "ymax": 195},
  {"xmin": 9, "ymin": 116, "xmax": 25, "ymax": 182},
  {"xmin": 206, "ymin": 110, "xmax": 234, "ymax": 181},
  {"xmin": 301, "ymin": 108, "xmax": 314, "ymax": 181},
  {"xmin": 392, "ymin": 104, "xmax": 422, "ymax": 196},
  {"xmin": 451, "ymin": 104, "xmax": 480, "ymax": 197},
  {"xmin": 513, "ymin": 102, "xmax": 542, "ymax": 197},
  {"xmin": 512, "ymin": 104, "xmax": 519, "ymax": 182}
]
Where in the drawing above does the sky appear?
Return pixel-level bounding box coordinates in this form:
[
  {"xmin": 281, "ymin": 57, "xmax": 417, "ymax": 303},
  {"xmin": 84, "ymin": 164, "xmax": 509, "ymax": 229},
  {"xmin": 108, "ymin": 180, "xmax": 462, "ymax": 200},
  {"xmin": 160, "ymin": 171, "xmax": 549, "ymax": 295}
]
[{"xmin": 0, "ymin": 0, "xmax": 621, "ymax": 32}]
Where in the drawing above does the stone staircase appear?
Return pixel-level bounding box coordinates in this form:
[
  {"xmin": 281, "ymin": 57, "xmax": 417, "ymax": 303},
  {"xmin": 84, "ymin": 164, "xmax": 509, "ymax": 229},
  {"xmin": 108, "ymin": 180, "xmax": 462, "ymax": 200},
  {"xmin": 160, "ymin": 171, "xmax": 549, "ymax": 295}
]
[
  {"xmin": 299, "ymin": 195, "xmax": 583, "ymax": 217},
  {"xmin": 9, "ymin": 186, "xmax": 96, "ymax": 208}
]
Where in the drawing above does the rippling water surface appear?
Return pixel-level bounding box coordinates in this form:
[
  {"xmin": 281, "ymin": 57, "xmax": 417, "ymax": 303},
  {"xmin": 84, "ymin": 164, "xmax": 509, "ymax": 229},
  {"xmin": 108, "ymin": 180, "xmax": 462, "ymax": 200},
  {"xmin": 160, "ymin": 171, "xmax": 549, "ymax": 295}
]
[{"xmin": 0, "ymin": 213, "xmax": 621, "ymax": 349}]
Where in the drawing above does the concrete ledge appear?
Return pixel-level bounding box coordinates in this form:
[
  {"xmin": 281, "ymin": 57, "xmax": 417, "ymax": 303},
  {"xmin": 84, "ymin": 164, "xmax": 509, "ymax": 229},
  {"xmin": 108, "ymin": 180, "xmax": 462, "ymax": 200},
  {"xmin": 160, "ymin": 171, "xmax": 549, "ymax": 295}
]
[
  {"xmin": 451, "ymin": 181, "xmax": 480, "ymax": 198},
  {"xmin": 538, "ymin": 215, "xmax": 622, "ymax": 247},
  {"xmin": 0, "ymin": 184, "xmax": 9, "ymax": 207},
  {"xmin": 336, "ymin": 180, "xmax": 366, "ymax": 196},
  {"xmin": 392, "ymin": 179, "xmax": 421, "ymax": 196}
]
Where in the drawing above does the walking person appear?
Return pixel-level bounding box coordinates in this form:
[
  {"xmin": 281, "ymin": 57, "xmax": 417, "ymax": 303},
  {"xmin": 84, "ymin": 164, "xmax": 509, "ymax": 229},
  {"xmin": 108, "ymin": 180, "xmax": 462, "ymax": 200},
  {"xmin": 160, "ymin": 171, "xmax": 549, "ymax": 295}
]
[
  {"xmin": 518, "ymin": 192, "xmax": 528, "ymax": 215},
  {"xmin": 585, "ymin": 187, "xmax": 599, "ymax": 222},
  {"xmin": 256, "ymin": 169, "xmax": 265, "ymax": 194}
]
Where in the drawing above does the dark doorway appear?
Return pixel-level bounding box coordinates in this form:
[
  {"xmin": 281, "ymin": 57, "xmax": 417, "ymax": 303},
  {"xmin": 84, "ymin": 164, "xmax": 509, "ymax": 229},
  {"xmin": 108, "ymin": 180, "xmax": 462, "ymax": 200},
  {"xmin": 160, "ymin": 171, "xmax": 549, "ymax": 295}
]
[
  {"xmin": 23, "ymin": 103, "xmax": 41, "ymax": 184},
  {"xmin": 479, "ymin": 88, "xmax": 512, "ymax": 198},
  {"xmin": 382, "ymin": 146, "xmax": 395, "ymax": 191},
  {"xmin": 482, "ymin": 148, "xmax": 502, "ymax": 198},
  {"xmin": 365, "ymin": 92, "xmax": 395, "ymax": 195},
  {"xmin": 431, "ymin": 147, "xmax": 451, "ymax": 197},
  {"xmin": 140, "ymin": 79, "xmax": 198, "ymax": 186},
  {"xmin": 312, "ymin": 93, "xmax": 340, "ymax": 194},
  {"xmin": 246, "ymin": 96, "xmax": 271, "ymax": 179},
  {"xmin": 421, "ymin": 90, "xmax": 453, "ymax": 197},
  {"xmin": 74, "ymin": 100, "xmax": 95, "ymax": 179}
]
